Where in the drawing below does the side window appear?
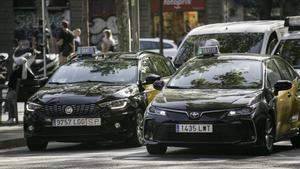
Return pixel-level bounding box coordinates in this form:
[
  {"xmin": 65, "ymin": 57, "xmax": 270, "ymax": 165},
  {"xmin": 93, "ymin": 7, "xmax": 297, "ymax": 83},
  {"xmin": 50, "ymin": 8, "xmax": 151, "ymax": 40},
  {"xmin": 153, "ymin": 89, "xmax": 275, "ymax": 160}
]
[
  {"xmin": 266, "ymin": 32, "xmax": 278, "ymax": 54},
  {"xmin": 140, "ymin": 56, "xmax": 157, "ymax": 82},
  {"xmin": 266, "ymin": 60, "xmax": 282, "ymax": 88},
  {"xmin": 274, "ymin": 59, "xmax": 293, "ymax": 81},
  {"xmin": 150, "ymin": 55, "xmax": 173, "ymax": 77},
  {"xmin": 163, "ymin": 42, "xmax": 173, "ymax": 49}
]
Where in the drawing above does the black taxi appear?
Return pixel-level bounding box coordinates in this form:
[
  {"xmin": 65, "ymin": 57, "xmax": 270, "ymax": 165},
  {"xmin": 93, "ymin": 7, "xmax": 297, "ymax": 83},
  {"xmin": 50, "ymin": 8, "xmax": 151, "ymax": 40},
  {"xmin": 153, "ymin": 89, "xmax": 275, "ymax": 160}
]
[
  {"xmin": 24, "ymin": 47, "xmax": 175, "ymax": 151},
  {"xmin": 144, "ymin": 46, "xmax": 300, "ymax": 155}
]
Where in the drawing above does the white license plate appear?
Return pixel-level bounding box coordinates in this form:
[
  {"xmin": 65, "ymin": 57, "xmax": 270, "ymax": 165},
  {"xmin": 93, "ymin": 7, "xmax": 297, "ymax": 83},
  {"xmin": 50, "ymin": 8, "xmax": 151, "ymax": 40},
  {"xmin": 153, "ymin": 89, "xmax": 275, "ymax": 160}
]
[
  {"xmin": 52, "ymin": 118, "xmax": 101, "ymax": 127},
  {"xmin": 176, "ymin": 124, "xmax": 213, "ymax": 133}
]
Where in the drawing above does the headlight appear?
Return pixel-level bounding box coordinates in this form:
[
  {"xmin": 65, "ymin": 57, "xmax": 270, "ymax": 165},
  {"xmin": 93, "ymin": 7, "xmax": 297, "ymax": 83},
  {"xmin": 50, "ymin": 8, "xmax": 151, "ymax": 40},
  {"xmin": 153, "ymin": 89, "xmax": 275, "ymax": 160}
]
[
  {"xmin": 227, "ymin": 106, "xmax": 256, "ymax": 116},
  {"xmin": 146, "ymin": 105, "xmax": 166, "ymax": 116},
  {"xmin": 26, "ymin": 102, "xmax": 42, "ymax": 112},
  {"xmin": 98, "ymin": 99, "xmax": 129, "ymax": 110}
]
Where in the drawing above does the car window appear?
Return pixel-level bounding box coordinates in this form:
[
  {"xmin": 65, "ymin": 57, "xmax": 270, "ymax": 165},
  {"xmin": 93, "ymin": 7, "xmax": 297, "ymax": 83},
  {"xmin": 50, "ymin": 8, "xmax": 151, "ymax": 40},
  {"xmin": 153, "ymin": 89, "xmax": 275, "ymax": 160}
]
[
  {"xmin": 275, "ymin": 39, "xmax": 300, "ymax": 68},
  {"xmin": 274, "ymin": 58, "xmax": 293, "ymax": 81},
  {"xmin": 174, "ymin": 33, "xmax": 264, "ymax": 67},
  {"xmin": 140, "ymin": 56, "xmax": 157, "ymax": 82},
  {"xmin": 266, "ymin": 32, "xmax": 278, "ymax": 54},
  {"xmin": 150, "ymin": 55, "xmax": 173, "ymax": 77},
  {"xmin": 168, "ymin": 59, "xmax": 262, "ymax": 89},
  {"xmin": 48, "ymin": 59, "xmax": 138, "ymax": 84},
  {"xmin": 140, "ymin": 41, "xmax": 157, "ymax": 50},
  {"xmin": 163, "ymin": 42, "xmax": 173, "ymax": 49},
  {"xmin": 266, "ymin": 60, "xmax": 282, "ymax": 88}
]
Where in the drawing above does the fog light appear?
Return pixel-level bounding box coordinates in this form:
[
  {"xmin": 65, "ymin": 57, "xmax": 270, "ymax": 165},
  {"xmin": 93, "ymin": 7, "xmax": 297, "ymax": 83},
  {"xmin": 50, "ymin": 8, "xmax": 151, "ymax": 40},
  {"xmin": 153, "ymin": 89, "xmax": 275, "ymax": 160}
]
[
  {"xmin": 115, "ymin": 122, "xmax": 121, "ymax": 129},
  {"xmin": 28, "ymin": 125, "xmax": 34, "ymax": 131}
]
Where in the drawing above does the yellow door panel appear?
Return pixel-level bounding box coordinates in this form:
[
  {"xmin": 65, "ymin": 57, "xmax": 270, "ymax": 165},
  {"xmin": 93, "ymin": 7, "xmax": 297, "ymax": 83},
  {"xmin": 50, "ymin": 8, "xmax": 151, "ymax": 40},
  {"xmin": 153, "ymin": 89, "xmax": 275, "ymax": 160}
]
[
  {"xmin": 276, "ymin": 88, "xmax": 293, "ymax": 139},
  {"xmin": 143, "ymin": 84, "xmax": 160, "ymax": 104}
]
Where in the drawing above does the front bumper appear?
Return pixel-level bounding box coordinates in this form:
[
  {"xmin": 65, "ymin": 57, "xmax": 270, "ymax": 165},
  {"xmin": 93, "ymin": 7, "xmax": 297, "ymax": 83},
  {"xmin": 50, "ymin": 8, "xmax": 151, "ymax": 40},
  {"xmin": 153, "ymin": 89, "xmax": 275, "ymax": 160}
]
[
  {"xmin": 24, "ymin": 106, "xmax": 137, "ymax": 143},
  {"xmin": 144, "ymin": 110, "xmax": 258, "ymax": 146}
]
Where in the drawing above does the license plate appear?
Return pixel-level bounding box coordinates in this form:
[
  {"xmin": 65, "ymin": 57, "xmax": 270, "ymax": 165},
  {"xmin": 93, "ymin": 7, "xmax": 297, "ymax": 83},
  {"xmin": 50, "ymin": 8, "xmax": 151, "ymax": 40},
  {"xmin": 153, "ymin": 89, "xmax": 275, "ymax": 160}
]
[
  {"xmin": 52, "ymin": 118, "xmax": 101, "ymax": 127},
  {"xmin": 176, "ymin": 124, "xmax": 213, "ymax": 133}
]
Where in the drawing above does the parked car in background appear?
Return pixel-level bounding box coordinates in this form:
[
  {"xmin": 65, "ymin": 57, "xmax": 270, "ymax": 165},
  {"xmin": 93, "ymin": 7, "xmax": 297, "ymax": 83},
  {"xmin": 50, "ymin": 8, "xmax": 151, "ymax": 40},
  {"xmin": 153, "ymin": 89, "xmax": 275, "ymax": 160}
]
[
  {"xmin": 272, "ymin": 16, "xmax": 300, "ymax": 75},
  {"xmin": 140, "ymin": 38, "xmax": 178, "ymax": 62},
  {"xmin": 144, "ymin": 47, "xmax": 300, "ymax": 155},
  {"xmin": 174, "ymin": 20, "xmax": 286, "ymax": 67},
  {"xmin": 24, "ymin": 47, "xmax": 176, "ymax": 151}
]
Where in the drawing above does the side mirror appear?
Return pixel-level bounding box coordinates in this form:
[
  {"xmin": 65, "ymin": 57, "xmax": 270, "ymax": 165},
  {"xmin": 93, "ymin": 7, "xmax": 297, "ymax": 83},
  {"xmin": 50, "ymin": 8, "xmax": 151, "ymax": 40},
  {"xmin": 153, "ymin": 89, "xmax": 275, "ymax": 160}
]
[
  {"xmin": 144, "ymin": 74, "xmax": 161, "ymax": 85},
  {"xmin": 153, "ymin": 80, "xmax": 165, "ymax": 91},
  {"xmin": 274, "ymin": 80, "xmax": 292, "ymax": 96}
]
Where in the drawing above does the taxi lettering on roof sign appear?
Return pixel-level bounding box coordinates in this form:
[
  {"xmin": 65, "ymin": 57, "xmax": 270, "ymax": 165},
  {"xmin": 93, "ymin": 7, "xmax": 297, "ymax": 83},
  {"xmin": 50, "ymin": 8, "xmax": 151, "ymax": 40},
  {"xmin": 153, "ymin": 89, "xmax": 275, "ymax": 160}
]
[
  {"xmin": 195, "ymin": 46, "xmax": 219, "ymax": 57},
  {"xmin": 77, "ymin": 46, "xmax": 98, "ymax": 56}
]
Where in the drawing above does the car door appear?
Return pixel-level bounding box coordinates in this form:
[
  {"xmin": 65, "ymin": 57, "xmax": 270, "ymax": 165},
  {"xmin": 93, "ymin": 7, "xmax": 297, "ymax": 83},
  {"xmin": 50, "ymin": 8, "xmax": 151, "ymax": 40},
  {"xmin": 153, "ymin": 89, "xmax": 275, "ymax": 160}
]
[
  {"xmin": 267, "ymin": 59, "xmax": 294, "ymax": 139},
  {"xmin": 279, "ymin": 59, "xmax": 300, "ymax": 129},
  {"xmin": 140, "ymin": 55, "xmax": 160, "ymax": 104}
]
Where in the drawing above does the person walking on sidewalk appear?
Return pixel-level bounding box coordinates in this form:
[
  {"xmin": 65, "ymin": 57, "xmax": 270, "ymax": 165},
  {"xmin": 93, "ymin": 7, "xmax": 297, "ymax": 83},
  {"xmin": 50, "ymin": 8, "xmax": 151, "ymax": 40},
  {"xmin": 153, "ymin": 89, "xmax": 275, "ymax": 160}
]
[{"xmin": 56, "ymin": 20, "xmax": 74, "ymax": 65}]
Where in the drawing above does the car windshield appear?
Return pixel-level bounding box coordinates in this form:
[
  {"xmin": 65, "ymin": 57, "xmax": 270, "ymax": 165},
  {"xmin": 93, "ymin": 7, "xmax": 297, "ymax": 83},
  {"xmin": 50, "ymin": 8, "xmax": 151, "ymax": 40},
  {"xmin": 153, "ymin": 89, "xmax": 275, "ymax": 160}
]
[
  {"xmin": 168, "ymin": 59, "xmax": 262, "ymax": 89},
  {"xmin": 274, "ymin": 39, "xmax": 300, "ymax": 68},
  {"xmin": 48, "ymin": 58, "xmax": 138, "ymax": 84},
  {"xmin": 175, "ymin": 33, "xmax": 264, "ymax": 65}
]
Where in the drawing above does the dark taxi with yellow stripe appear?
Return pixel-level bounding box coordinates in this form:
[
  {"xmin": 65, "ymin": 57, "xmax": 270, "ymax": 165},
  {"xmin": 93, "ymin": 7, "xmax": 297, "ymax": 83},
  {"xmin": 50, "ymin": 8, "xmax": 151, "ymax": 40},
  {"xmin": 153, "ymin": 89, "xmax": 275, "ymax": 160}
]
[
  {"xmin": 24, "ymin": 47, "xmax": 175, "ymax": 151},
  {"xmin": 144, "ymin": 47, "xmax": 300, "ymax": 155}
]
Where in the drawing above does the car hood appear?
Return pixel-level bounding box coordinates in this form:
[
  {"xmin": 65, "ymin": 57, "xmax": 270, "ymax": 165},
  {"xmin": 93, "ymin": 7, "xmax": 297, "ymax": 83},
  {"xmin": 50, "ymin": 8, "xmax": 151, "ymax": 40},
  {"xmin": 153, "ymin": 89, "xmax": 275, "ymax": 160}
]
[
  {"xmin": 152, "ymin": 88, "xmax": 262, "ymax": 111},
  {"xmin": 29, "ymin": 83, "xmax": 139, "ymax": 105}
]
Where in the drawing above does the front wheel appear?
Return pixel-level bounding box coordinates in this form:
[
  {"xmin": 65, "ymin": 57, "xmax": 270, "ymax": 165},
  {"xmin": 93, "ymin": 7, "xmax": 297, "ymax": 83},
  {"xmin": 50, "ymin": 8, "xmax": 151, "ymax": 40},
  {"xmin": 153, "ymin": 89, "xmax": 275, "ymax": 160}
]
[
  {"xmin": 26, "ymin": 137, "xmax": 48, "ymax": 151},
  {"xmin": 146, "ymin": 144, "xmax": 167, "ymax": 155},
  {"xmin": 257, "ymin": 116, "xmax": 274, "ymax": 155},
  {"xmin": 291, "ymin": 130, "xmax": 300, "ymax": 148},
  {"xmin": 127, "ymin": 112, "xmax": 144, "ymax": 147}
]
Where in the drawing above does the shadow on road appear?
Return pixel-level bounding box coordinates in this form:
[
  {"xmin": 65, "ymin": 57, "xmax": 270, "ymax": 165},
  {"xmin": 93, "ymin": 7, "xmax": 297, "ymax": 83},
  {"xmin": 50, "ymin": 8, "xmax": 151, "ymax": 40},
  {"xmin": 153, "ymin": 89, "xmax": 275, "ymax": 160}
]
[{"xmin": 113, "ymin": 144, "xmax": 296, "ymax": 161}]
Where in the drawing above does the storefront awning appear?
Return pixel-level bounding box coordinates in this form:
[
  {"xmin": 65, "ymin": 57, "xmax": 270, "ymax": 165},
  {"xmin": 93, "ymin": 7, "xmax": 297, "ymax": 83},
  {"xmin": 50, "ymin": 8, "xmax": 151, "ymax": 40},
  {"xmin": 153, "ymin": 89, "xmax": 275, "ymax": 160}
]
[{"xmin": 152, "ymin": 0, "xmax": 205, "ymax": 13}]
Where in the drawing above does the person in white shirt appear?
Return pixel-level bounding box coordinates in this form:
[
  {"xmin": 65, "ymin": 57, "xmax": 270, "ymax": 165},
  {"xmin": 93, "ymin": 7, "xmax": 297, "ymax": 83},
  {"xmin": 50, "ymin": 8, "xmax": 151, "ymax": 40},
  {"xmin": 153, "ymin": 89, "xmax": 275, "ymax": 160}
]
[{"xmin": 101, "ymin": 29, "xmax": 115, "ymax": 52}]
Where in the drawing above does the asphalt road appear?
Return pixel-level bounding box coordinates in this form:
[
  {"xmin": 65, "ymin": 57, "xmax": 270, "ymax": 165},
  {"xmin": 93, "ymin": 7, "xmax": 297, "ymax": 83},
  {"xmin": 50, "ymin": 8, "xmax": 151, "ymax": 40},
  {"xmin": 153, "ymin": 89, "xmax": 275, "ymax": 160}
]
[{"xmin": 0, "ymin": 141, "xmax": 300, "ymax": 169}]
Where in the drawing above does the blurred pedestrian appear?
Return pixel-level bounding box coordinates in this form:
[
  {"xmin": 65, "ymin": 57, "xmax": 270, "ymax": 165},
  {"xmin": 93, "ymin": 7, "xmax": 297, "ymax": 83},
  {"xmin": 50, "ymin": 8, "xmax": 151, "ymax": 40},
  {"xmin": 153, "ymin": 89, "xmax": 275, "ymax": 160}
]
[
  {"xmin": 56, "ymin": 20, "xmax": 74, "ymax": 65},
  {"xmin": 101, "ymin": 29, "xmax": 116, "ymax": 53},
  {"xmin": 73, "ymin": 28, "xmax": 81, "ymax": 51}
]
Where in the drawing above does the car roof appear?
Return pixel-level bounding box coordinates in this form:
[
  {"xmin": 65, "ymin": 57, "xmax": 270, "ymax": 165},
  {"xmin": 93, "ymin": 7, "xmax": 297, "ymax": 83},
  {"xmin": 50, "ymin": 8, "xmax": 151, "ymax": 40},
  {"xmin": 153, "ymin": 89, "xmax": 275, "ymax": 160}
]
[
  {"xmin": 73, "ymin": 51, "xmax": 164, "ymax": 62},
  {"xmin": 281, "ymin": 31, "xmax": 300, "ymax": 40},
  {"xmin": 140, "ymin": 38, "xmax": 176, "ymax": 44},
  {"xmin": 193, "ymin": 53, "xmax": 272, "ymax": 62},
  {"xmin": 188, "ymin": 20, "xmax": 284, "ymax": 35}
]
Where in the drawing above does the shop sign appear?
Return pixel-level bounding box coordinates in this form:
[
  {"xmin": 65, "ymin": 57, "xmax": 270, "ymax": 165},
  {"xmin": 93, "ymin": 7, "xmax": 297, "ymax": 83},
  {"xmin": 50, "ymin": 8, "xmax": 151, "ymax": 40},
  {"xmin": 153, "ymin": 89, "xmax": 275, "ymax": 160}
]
[{"xmin": 152, "ymin": 0, "xmax": 205, "ymax": 13}]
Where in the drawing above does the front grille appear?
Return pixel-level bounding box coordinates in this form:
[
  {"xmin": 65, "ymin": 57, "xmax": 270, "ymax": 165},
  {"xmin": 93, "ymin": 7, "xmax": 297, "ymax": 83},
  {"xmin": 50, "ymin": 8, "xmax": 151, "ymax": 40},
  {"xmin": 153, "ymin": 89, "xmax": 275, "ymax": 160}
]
[
  {"xmin": 39, "ymin": 104, "xmax": 100, "ymax": 117},
  {"xmin": 161, "ymin": 108, "xmax": 228, "ymax": 121}
]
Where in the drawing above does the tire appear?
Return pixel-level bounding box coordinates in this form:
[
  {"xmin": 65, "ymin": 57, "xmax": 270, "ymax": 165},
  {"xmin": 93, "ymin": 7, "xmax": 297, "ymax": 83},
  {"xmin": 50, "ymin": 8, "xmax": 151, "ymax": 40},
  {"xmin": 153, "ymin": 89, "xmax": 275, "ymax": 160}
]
[
  {"xmin": 146, "ymin": 144, "xmax": 167, "ymax": 155},
  {"xmin": 127, "ymin": 112, "xmax": 144, "ymax": 147},
  {"xmin": 26, "ymin": 137, "xmax": 48, "ymax": 151},
  {"xmin": 291, "ymin": 132, "xmax": 300, "ymax": 148},
  {"xmin": 257, "ymin": 116, "xmax": 275, "ymax": 155}
]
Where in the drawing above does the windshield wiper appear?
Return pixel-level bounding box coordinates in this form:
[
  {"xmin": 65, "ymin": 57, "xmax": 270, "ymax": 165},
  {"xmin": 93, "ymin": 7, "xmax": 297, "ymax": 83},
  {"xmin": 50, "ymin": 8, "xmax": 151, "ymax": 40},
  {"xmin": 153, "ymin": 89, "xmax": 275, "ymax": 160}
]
[
  {"xmin": 166, "ymin": 85, "xmax": 190, "ymax": 89},
  {"xmin": 48, "ymin": 82, "xmax": 66, "ymax": 85},
  {"xmin": 70, "ymin": 80, "xmax": 113, "ymax": 84}
]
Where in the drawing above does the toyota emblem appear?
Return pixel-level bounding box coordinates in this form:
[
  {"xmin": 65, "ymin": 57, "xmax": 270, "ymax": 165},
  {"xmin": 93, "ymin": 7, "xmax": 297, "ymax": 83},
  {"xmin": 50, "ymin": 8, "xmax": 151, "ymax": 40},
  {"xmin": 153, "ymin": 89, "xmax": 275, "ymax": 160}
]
[
  {"xmin": 65, "ymin": 106, "xmax": 74, "ymax": 115},
  {"xmin": 189, "ymin": 112, "xmax": 200, "ymax": 119}
]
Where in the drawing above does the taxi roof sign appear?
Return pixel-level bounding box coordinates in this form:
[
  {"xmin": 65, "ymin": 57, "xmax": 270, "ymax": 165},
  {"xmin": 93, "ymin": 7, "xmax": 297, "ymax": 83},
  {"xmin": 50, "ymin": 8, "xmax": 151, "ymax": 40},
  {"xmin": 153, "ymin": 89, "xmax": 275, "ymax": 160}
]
[
  {"xmin": 195, "ymin": 46, "xmax": 220, "ymax": 57},
  {"xmin": 285, "ymin": 16, "xmax": 300, "ymax": 32},
  {"xmin": 77, "ymin": 46, "xmax": 98, "ymax": 56}
]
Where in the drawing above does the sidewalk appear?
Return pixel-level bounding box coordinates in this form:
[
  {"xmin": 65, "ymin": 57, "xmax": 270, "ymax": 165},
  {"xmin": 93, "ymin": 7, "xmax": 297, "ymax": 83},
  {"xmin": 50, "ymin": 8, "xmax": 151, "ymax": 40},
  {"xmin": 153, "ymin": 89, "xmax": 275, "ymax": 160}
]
[{"xmin": 0, "ymin": 103, "xmax": 25, "ymax": 149}]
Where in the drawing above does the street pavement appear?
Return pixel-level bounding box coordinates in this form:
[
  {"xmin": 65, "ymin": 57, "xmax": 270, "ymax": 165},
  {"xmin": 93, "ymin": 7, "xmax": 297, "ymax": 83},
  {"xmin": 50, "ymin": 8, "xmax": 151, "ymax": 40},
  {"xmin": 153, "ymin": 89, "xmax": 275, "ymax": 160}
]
[
  {"xmin": 0, "ymin": 141, "xmax": 300, "ymax": 169},
  {"xmin": 0, "ymin": 103, "xmax": 25, "ymax": 150}
]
